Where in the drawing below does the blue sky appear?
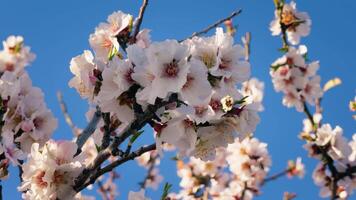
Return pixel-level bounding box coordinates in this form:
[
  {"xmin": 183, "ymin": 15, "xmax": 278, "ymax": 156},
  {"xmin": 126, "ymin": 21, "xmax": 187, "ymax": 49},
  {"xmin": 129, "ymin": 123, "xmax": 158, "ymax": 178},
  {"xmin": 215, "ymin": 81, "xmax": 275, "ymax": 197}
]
[{"xmin": 0, "ymin": 0, "xmax": 355, "ymax": 199}]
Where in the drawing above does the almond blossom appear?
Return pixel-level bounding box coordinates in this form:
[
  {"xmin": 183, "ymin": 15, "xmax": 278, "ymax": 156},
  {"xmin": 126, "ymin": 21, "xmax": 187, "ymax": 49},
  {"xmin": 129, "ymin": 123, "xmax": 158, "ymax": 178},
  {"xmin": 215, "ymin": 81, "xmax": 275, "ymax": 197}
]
[
  {"xmin": 19, "ymin": 141, "xmax": 84, "ymax": 200},
  {"xmin": 270, "ymin": 1, "xmax": 311, "ymax": 45},
  {"xmin": 270, "ymin": 45, "xmax": 323, "ymax": 112}
]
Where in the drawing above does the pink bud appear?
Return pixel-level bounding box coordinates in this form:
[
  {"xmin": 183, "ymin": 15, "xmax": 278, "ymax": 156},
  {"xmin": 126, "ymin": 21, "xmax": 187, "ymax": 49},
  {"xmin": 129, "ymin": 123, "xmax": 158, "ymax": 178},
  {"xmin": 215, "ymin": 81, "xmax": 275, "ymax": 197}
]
[{"xmin": 21, "ymin": 120, "xmax": 34, "ymax": 132}]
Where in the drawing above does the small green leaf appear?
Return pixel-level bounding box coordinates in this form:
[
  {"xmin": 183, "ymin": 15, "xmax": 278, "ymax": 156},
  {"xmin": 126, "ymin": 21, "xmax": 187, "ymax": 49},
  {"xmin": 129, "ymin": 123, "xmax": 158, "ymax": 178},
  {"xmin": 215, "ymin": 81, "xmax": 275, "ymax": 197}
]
[
  {"xmin": 95, "ymin": 144, "xmax": 101, "ymax": 152},
  {"xmin": 107, "ymin": 46, "xmax": 118, "ymax": 61},
  {"xmin": 170, "ymin": 156, "xmax": 179, "ymax": 161},
  {"xmin": 161, "ymin": 182, "xmax": 172, "ymax": 200},
  {"xmin": 234, "ymin": 96, "xmax": 249, "ymax": 105},
  {"xmin": 129, "ymin": 130, "xmax": 144, "ymax": 144},
  {"xmin": 278, "ymin": 47, "xmax": 289, "ymax": 53}
]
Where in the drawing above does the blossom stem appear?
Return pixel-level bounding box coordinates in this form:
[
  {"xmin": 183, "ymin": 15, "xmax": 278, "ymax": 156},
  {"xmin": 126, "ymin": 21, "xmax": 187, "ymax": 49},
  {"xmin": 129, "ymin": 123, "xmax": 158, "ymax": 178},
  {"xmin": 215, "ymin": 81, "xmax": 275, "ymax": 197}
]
[
  {"xmin": 179, "ymin": 9, "xmax": 242, "ymax": 42},
  {"xmin": 303, "ymin": 101, "xmax": 315, "ymax": 126},
  {"xmin": 240, "ymin": 182, "xmax": 248, "ymax": 200}
]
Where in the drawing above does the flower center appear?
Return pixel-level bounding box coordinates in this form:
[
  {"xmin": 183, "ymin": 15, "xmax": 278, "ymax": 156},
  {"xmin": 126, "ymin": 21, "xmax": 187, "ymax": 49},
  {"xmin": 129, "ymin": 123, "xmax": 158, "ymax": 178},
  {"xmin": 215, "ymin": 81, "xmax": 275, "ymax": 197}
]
[
  {"xmin": 5, "ymin": 63, "xmax": 14, "ymax": 71},
  {"xmin": 101, "ymin": 38, "xmax": 112, "ymax": 48},
  {"xmin": 279, "ymin": 66, "xmax": 289, "ymax": 76},
  {"xmin": 163, "ymin": 59, "xmax": 179, "ymax": 78},
  {"xmin": 182, "ymin": 75, "xmax": 194, "ymax": 89},
  {"xmin": 195, "ymin": 106, "xmax": 207, "ymax": 117},
  {"xmin": 125, "ymin": 68, "xmax": 135, "ymax": 84},
  {"xmin": 219, "ymin": 58, "xmax": 231, "ymax": 70},
  {"xmin": 281, "ymin": 10, "xmax": 296, "ymax": 26},
  {"xmin": 33, "ymin": 117, "xmax": 44, "ymax": 129},
  {"xmin": 34, "ymin": 171, "xmax": 48, "ymax": 188},
  {"xmin": 53, "ymin": 170, "xmax": 66, "ymax": 185},
  {"xmin": 209, "ymin": 99, "xmax": 222, "ymax": 112}
]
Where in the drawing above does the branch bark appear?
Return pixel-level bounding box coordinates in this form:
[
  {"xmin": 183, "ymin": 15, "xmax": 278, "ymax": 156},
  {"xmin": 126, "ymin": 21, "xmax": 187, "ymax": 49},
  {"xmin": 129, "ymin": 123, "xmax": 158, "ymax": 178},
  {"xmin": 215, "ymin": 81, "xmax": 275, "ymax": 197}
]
[
  {"xmin": 179, "ymin": 9, "xmax": 242, "ymax": 42},
  {"xmin": 131, "ymin": 0, "xmax": 149, "ymax": 43},
  {"xmin": 73, "ymin": 94, "xmax": 178, "ymax": 192},
  {"xmin": 75, "ymin": 108, "xmax": 102, "ymax": 156},
  {"xmin": 75, "ymin": 144, "xmax": 156, "ymax": 192},
  {"xmin": 262, "ymin": 169, "xmax": 290, "ymax": 185}
]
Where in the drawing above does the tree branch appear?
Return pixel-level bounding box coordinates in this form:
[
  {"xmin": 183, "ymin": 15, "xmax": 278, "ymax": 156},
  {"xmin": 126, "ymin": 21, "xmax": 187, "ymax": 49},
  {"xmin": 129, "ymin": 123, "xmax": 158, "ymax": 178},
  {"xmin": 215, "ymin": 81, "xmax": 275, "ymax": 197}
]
[
  {"xmin": 179, "ymin": 9, "xmax": 242, "ymax": 42},
  {"xmin": 75, "ymin": 144, "xmax": 156, "ymax": 192},
  {"xmin": 75, "ymin": 108, "xmax": 102, "ymax": 156},
  {"xmin": 262, "ymin": 169, "xmax": 290, "ymax": 185},
  {"xmin": 73, "ymin": 94, "xmax": 179, "ymax": 192},
  {"xmin": 57, "ymin": 91, "xmax": 79, "ymax": 136},
  {"xmin": 131, "ymin": 0, "xmax": 149, "ymax": 43}
]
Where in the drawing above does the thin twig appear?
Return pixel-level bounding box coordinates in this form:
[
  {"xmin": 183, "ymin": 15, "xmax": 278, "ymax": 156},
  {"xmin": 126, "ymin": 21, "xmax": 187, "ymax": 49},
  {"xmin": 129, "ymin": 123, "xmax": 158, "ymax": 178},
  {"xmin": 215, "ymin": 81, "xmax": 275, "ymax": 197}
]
[
  {"xmin": 75, "ymin": 108, "xmax": 102, "ymax": 156},
  {"xmin": 56, "ymin": 91, "xmax": 79, "ymax": 136},
  {"xmin": 330, "ymin": 178, "xmax": 338, "ymax": 200},
  {"xmin": 18, "ymin": 161, "xmax": 24, "ymax": 183},
  {"xmin": 262, "ymin": 169, "xmax": 290, "ymax": 185},
  {"xmin": 240, "ymin": 182, "xmax": 248, "ymax": 200},
  {"xmin": 131, "ymin": 0, "xmax": 149, "ymax": 43},
  {"xmin": 179, "ymin": 9, "xmax": 242, "ymax": 42},
  {"xmin": 75, "ymin": 144, "xmax": 156, "ymax": 192},
  {"xmin": 303, "ymin": 102, "xmax": 315, "ymax": 126}
]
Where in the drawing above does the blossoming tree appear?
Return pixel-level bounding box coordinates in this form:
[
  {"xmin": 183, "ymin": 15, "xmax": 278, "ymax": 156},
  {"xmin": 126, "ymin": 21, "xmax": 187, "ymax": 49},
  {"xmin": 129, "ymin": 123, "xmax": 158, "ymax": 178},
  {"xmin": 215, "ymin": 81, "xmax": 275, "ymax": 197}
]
[{"xmin": 0, "ymin": 0, "xmax": 354, "ymax": 199}]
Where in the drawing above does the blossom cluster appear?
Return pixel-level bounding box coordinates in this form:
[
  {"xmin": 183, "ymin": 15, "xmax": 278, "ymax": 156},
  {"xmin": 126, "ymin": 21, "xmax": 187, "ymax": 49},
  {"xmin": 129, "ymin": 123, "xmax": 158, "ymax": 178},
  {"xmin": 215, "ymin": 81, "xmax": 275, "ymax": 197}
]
[
  {"xmin": 19, "ymin": 140, "xmax": 84, "ymax": 200},
  {"xmin": 0, "ymin": 36, "xmax": 57, "ymax": 175},
  {"xmin": 271, "ymin": 1, "xmax": 356, "ymax": 199},
  {"xmin": 302, "ymin": 121, "xmax": 356, "ymax": 199},
  {"xmin": 69, "ymin": 10, "xmax": 261, "ymax": 162},
  {"xmin": 270, "ymin": 1, "xmax": 322, "ymax": 112},
  {"xmin": 167, "ymin": 137, "xmax": 271, "ymax": 200},
  {"xmin": 270, "ymin": 45, "xmax": 323, "ymax": 112},
  {"xmin": 270, "ymin": 1, "xmax": 311, "ymax": 45}
]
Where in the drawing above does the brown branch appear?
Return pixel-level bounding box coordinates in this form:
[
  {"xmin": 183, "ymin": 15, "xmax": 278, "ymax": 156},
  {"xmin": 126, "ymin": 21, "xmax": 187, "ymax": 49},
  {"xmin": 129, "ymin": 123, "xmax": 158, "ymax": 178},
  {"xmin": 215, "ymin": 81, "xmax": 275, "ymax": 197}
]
[
  {"xmin": 74, "ymin": 107, "xmax": 102, "ymax": 156},
  {"xmin": 240, "ymin": 182, "xmax": 248, "ymax": 200},
  {"xmin": 56, "ymin": 91, "xmax": 79, "ymax": 136},
  {"xmin": 330, "ymin": 178, "xmax": 338, "ymax": 200},
  {"xmin": 131, "ymin": 0, "xmax": 149, "ymax": 43},
  {"xmin": 303, "ymin": 102, "xmax": 315, "ymax": 126},
  {"xmin": 75, "ymin": 144, "xmax": 156, "ymax": 192},
  {"xmin": 100, "ymin": 112, "xmax": 111, "ymax": 150},
  {"xmin": 73, "ymin": 94, "xmax": 179, "ymax": 192},
  {"xmin": 262, "ymin": 169, "xmax": 290, "ymax": 185},
  {"xmin": 179, "ymin": 9, "xmax": 242, "ymax": 42}
]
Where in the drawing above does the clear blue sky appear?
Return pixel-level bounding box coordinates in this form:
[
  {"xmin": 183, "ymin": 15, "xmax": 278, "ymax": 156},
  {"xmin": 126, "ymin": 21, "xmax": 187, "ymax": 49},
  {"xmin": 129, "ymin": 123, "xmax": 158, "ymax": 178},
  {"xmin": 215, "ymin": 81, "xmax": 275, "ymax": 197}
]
[{"xmin": 0, "ymin": 0, "xmax": 355, "ymax": 199}]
